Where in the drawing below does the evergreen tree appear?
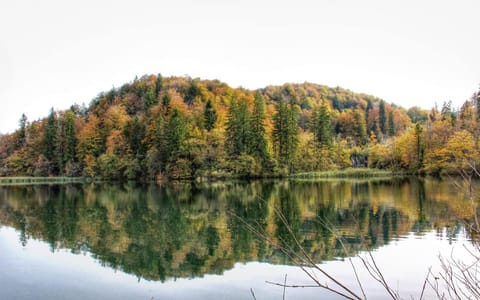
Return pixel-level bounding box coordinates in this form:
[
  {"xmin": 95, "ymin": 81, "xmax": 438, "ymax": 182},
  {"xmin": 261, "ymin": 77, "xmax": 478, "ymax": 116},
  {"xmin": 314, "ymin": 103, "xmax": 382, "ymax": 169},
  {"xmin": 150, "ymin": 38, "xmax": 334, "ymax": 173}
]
[
  {"xmin": 55, "ymin": 116, "xmax": 65, "ymax": 174},
  {"xmin": 273, "ymin": 98, "xmax": 299, "ymax": 170},
  {"xmin": 15, "ymin": 114, "xmax": 28, "ymax": 149},
  {"xmin": 250, "ymin": 92, "xmax": 269, "ymax": 161},
  {"xmin": 225, "ymin": 98, "xmax": 251, "ymax": 157},
  {"xmin": 203, "ymin": 99, "xmax": 217, "ymax": 131},
  {"xmin": 388, "ymin": 111, "xmax": 395, "ymax": 136},
  {"xmin": 43, "ymin": 109, "xmax": 57, "ymax": 163},
  {"xmin": 312, "ymin": 103, "xmax": 332, "ymax": 148},
  {"xmin": 143, "ymin": 85, "xmax": 157, "ymax": 111},
  {"xmin": 166, "ymin": 108, "xmax": 187, "ymax": 162},
  {"xmin": 185, "ymin": 80, "xmax": 201, "ymax": 105},
  {"xmin": 155, "ymin": 73, "xmax": 163, "ymax": 97},
  {"xmin": 354, "ymin": 109, "xmax": 367, "ymax": 144},
  {"xmin": 126, "ymin": 116, "xmax": 146, "ymax": 159},
  {"xmin": 162, "ymin": 92, "xmax": 171, "ymax": 114},
  {"xmin": 63, "ymin": 110, "xmax": 77, "ymax": 164},
  {"xmin": 379, "ymin": 100, "xmax": 386, "ymax": 135}
]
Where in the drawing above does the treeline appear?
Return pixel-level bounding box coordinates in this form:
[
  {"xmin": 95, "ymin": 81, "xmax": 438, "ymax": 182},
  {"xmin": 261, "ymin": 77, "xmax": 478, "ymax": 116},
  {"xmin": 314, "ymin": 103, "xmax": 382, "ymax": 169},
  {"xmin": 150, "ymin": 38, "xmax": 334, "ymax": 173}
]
[{"xmin": 0, "ymin": 74, "xmax": 478, "ymax": 180}]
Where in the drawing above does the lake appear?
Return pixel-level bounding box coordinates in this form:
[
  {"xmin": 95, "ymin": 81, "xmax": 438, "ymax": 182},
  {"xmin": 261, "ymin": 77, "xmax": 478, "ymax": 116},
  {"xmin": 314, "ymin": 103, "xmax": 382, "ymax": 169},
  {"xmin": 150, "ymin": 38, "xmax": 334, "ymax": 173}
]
[{"xmin": 0, "ymin": 178, "xmax": 477, "ymax": 299}]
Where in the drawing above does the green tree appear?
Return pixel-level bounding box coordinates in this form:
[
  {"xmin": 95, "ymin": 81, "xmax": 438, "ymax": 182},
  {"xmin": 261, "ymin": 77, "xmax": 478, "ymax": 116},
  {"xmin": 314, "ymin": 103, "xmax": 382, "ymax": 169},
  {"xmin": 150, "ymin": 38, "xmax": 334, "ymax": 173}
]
[
  {"xmin": 388, "ymin": 111, "xmax": 395, "ymax": 136},
  {"xmin": 203, "ymin": 99, "xmax": 217, "ymax": 131},
  {"xmin": 379, "ymin": 100, "xmax": 386, "ymax": 135},
  {"xmin": 143, "ymin": 85, "xmax": 157, "ymax": 111},
  {"xmin": 185, "ymin": 80, "xmax": 201, "ymax": 105},
  {"xmin": 225, "ymin": 98, "xmax": 251, "ymax": 157},
  {"xmin": 63, "ymin": 110, "xmax": 77, "ymax": 164},
  {"xmin": 166, "ymin": 108, "xmax": 187, "ymax": 163},
  {"xmin": 312, "ymin": 103, "xmax": 332, "ymax": 148},
  {"xmin": 43, "ymin": 109, "xmax": 57, "ymax": 163},
  {"xmin": 162, "ymin": 92, "xmax": 171, "ymax": 114},
  {"xmin": 155, "ymin": 73, "xmax": 163, "ymax": 97},
  {"xmin": 15, "ymin": 114, "xmax": 28, "ymax": 149},
  {"xmin": 250, "ymin": 92, "xmax": 269, "ymax": 161},
  {"xmin": 273, "ymin": 98, "xmax": 299, "ymax": 170}
]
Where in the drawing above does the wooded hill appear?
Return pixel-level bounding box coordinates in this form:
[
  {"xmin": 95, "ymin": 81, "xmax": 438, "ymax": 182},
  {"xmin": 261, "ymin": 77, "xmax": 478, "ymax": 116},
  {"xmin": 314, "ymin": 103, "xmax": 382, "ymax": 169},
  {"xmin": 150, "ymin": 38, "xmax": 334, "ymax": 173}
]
[{"xmin": 0, "ymin": 74, "xmax": 478, "ymax": 180}]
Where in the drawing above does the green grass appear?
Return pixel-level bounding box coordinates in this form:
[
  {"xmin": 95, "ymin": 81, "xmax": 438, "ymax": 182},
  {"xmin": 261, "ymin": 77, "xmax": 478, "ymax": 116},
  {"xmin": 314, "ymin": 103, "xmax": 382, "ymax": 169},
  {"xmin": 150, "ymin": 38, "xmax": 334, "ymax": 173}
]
[
  {"xmin": 290, "ymin": 168, "xmax": 395, "ymax": 179},
  {"xmin": 0, "ymin": 177, "xmax": 86, "ymax": 185}
]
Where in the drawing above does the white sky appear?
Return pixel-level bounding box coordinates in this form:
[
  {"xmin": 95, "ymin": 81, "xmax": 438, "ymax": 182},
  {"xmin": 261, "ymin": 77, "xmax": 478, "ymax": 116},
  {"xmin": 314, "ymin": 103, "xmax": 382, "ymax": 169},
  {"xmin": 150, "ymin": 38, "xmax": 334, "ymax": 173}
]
[{"xmin": 1, "ymin": 0, "xmax": 479, "ymax": 133}]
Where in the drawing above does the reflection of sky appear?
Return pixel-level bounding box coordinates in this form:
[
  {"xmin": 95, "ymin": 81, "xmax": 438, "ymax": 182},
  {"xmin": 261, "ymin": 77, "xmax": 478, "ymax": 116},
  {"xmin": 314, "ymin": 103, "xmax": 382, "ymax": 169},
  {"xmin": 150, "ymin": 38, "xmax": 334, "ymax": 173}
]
[{"xmin": 0, "ymin": 226, "xmax": 474, "ymax": 300}]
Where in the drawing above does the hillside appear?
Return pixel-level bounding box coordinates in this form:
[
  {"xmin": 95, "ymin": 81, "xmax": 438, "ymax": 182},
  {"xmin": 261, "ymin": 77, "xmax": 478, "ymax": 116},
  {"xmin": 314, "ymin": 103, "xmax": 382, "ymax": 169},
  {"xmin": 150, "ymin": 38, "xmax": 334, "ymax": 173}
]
[{"xmin": 0, "ymin": 74, "xmax": 478, "ymax": 180}]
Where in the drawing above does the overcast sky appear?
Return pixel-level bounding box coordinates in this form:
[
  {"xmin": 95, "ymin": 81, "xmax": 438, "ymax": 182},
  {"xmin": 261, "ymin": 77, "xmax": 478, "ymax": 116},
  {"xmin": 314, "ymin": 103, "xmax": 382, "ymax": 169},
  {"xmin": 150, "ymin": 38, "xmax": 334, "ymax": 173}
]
[{"xmin": 1, "ymin": 0, "xmax": 479, "ymax": 133}]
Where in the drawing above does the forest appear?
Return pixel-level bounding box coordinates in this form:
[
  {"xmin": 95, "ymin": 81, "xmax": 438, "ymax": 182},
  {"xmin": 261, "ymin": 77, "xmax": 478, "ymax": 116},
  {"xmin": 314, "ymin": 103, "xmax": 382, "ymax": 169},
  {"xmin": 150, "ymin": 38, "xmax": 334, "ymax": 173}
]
[{"xmin": 0, "ymin": 74, "xmax": 479, "ymax": 181}]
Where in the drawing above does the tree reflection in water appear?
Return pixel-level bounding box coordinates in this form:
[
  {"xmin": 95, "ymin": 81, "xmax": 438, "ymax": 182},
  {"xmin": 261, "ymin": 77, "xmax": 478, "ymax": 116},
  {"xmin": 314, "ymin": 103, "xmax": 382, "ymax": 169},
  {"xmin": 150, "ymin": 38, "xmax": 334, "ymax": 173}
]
[{"xmin": 0, "ymin": 178, "xmax": 475, "ymax": 282}]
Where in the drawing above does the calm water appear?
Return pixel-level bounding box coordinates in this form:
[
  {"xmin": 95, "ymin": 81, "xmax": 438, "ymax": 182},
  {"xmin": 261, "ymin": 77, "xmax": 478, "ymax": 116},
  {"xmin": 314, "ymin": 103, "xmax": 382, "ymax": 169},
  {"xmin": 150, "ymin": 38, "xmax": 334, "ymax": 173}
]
[{"xmin": 0, "ymin": 178, "xmax": 477, "ymax": 299}]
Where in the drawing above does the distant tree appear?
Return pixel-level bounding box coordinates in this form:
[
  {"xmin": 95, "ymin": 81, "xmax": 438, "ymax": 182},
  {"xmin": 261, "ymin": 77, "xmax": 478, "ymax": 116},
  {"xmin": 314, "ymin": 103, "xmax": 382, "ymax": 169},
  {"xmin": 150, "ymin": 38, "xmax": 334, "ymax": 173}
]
[
  {"xmin": 203, "ymin": 99, "xmax": 217, "ymax": 131},
  {"xmin": 379, "ymin": 100, "xmax": 386, "ymax": 135},
  {"xmin": 43, "ymin": 109, "xmax": 57, "ymax": 163},
  {"xmin": 185, "ymin": 80, "xmax": 201, "ymax": 105},
  {"xmin": 225, "ymin": 98, "xmax": 251, "ymax": 157},
  {"xmin": 166, "ymin": 108, "xmax": 187, "ymax": 163},
  {"xmin": 162, "ymin": 92, "xmax": 171, "ymax": 114},
  {"xmin": 388, "ymin": 111, "xmax": 395, "ymax": 136},
  {"xmin": 15, "ymin": 114, "xmax": 28, "ymax": 149},
  {"xmin": 250, "ymin": 92, "xmax": 269, "ymax": 162},
  {"xmin": 273, "ymin": 98, "xmax": 299, "ymax": 170},
  {"xmin": 312, "ymin": 103, "xmax": 333, "ymax": 148},
  {"xmin": 407, "ymin": 106, "xmax": 428, "ymax": 124},
  {"xmin": 143, "ymin": 85, "xmax": 157, "ymax": 111},
  {"xmin": 63, "ymin": 110, "xmax": 77, "ymax": 164},
  {"xmin": 155, "ymin": 73, "xmax": 163, "ymax": 97}
]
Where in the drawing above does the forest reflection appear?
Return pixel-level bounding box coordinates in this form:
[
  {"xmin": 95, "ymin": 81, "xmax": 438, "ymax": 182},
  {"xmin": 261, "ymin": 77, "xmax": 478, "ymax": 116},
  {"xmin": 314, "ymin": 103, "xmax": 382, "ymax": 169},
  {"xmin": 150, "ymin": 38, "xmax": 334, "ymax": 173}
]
[{"xmin": 0, "ymin": 178, "xmax": 475, "ymax": 282}]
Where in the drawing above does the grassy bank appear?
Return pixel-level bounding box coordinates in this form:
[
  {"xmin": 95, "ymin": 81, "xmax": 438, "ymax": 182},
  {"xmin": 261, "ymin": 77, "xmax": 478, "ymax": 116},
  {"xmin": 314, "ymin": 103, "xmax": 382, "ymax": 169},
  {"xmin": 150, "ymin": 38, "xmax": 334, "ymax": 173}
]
[
  {"xmin": 0, "ymin": 177, "xmax": 86, "ymax": 185},
  {"xmin": 290, "ymin": 168, "xmax": 395, "ymax": 179}
]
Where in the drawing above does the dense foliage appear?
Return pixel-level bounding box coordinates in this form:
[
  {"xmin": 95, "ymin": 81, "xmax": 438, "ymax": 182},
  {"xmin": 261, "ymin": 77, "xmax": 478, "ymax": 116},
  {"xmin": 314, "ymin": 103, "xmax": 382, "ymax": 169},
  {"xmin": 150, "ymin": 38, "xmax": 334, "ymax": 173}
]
[{"xmin": 0, "ymin": 74, "xmax": 478, "ymax": 180}]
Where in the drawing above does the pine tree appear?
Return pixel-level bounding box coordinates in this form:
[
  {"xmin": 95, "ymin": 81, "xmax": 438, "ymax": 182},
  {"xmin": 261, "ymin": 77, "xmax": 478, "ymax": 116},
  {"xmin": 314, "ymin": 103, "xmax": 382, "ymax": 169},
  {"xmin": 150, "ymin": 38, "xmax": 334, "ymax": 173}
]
[
  {"xmin": 250, "ymin": 92, "xmax": 269, "ymax": 161},
  {"xmin": 126, "ymin": 116, "xmax": 146, "ymax": 159},
  {"xmin": 312, "ymin": 103, "xmax": 332, "ymax": 148},
  {"xmin": 185, "ymin": 80, "xmax": 200, "ymax": 105},
  {"xmin": 354, "ymin": 109, "xmax": 367, "ymax": 144},
  {"xmin": 143, "ymin": 85, "xmax": 157, "ymax": 111},
  {"xmin": 388, "ymin": 111, "xmax": 395, "ymax": 136},
  {"xmin": 155, "ymin": 73, "xmax": 163, "ymax": 97},
  {"xmin": 225, "ymin": 98, "xmax": 251, "ymax": 157},
  {"xmin": 15, "ymin": 114, "xmax": 28, "ymax": 149},
  {"xmin": 379, "ymin": 100, "xmax": 386, "ymax": 135},
  {"xmin": 166, "ymin": 108, "xmax": 187, "ymax": 163},
  {"xmin": 273, "ymin": 98, "xmax": 299, "ymax": 169},
  {"xmin": 43, "ymin": 109, "xmax": 57, "ymax": 163},
  {"xmin": 204, "ymin": 99, "xmax": 217, "ymax": 131},
  {"xmin": 63, "ymin": 110, "xmax": 77, "ymax": 164},
  {"xmin": 162, "ymin": 92, "xmax": 171, "ymax": 115}
]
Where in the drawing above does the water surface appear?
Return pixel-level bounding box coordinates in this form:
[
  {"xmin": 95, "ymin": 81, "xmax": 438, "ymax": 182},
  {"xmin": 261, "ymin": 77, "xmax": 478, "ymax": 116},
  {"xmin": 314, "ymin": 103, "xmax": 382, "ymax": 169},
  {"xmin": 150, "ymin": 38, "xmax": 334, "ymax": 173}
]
[{"xmin": 0, "ymin": 178, "xmax": 476, "ymax": 299}]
